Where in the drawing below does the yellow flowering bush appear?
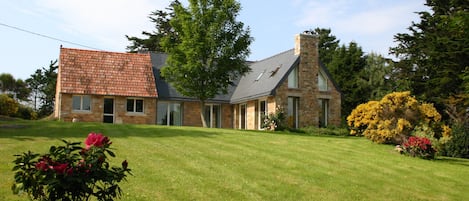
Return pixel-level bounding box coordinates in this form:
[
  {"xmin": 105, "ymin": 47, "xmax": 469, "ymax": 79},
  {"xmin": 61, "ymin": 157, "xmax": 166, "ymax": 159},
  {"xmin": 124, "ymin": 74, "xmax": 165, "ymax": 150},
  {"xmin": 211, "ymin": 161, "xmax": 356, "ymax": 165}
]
[{"xmin": 347, "ymin": 91, "xmax": 449, "ymax": 144}]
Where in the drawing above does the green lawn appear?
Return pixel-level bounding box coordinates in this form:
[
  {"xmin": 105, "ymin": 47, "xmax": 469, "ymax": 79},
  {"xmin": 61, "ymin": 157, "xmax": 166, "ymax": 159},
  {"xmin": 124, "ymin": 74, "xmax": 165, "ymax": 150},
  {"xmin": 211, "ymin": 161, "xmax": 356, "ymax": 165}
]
[{"xmin": 1, "ymin": 120, "xmax": 469, "ymax": 201}]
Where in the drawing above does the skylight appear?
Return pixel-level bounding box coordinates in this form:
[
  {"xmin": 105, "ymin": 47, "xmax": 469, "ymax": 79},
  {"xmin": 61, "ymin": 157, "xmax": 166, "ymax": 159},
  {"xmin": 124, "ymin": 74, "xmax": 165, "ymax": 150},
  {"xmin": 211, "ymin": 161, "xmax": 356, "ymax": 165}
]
[{"xmin": 255, "ymin": 69, "xmax": 266, "ymax": 81}]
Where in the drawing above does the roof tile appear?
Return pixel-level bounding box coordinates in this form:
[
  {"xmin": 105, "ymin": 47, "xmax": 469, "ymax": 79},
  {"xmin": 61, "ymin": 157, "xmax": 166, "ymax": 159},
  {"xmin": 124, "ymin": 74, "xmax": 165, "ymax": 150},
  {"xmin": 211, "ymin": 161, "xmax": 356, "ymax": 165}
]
[{"xmin": 58, "ymin": 48, "xmax": 157, "ymax": 98}]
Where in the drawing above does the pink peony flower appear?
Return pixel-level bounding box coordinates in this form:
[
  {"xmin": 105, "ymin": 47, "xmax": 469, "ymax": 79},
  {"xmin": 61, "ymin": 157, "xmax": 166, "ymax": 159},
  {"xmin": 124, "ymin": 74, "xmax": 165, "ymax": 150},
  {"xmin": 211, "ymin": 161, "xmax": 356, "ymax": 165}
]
[{"xmin": 85, "ymin": 132, "xmax": 110, "ymax": 149}]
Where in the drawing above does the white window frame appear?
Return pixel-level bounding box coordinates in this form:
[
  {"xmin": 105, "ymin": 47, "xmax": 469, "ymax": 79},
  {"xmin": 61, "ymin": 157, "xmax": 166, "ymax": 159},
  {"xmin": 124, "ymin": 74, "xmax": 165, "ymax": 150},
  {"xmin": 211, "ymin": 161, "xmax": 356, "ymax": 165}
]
[
  {"xmin": 258, "ymin": 99, "xmax": 268, "ymax": 129},
  {"xmin": 72, "ymin": 95, "xmax": 91, "ymax": 111},
  {"xmin": 157, "ymin": 101, "xmax": 182, "ymax": 126},
  {"xmin": 288, "ymin": 66, "xmax": 299, "ymax": 88},
  {"xmin": 205, "ymin": 104, "xmax": 221, "ymax": 128},
  {"xmin": 239, "ymin": 103, "xmax": 247, "ymax": 129},
  {"xmin": 318, "ymin": 70, "xmax": 328, "ymax": 91},
  {"xmin": 126, "ymin": 98, "xmax": 144, "ymax": 113}
]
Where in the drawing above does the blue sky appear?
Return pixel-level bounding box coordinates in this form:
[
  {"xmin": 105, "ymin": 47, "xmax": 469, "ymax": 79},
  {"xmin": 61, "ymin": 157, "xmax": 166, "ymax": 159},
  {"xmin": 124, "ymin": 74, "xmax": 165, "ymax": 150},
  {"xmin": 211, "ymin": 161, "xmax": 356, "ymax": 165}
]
[{"xmin": 0, "ymin": 0, "xmax": 427, "ymax": 80}]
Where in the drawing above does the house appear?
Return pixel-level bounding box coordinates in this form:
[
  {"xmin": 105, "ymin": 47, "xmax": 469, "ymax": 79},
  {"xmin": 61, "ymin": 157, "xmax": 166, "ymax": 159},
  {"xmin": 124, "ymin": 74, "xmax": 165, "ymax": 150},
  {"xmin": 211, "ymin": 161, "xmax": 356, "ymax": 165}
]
[
  {"xmin": 54, "ymin": 33, "xmax": 341, "ymax": 129},
  {"xmin": 54, "ymin": 48, "xmax": 157, "ymax": 124}
]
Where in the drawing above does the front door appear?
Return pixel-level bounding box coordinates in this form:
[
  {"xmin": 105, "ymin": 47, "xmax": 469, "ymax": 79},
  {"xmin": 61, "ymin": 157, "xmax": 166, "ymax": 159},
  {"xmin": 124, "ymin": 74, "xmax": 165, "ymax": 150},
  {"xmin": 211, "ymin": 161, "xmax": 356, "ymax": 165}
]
[{"xmin": 103, "ymin": 98, "xmax": 114, "ymax": 123}]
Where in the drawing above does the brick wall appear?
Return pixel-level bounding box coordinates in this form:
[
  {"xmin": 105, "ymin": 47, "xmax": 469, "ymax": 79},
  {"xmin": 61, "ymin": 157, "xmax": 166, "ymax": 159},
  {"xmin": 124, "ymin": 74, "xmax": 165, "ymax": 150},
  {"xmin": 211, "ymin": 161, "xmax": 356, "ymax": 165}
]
[
  {"xmin": 56, "ymin": 93, "xmax": 156, "ymax": 124},
  {"xmin": 182, "ymin": 101, "xmax": 233, "ymax": 128}
]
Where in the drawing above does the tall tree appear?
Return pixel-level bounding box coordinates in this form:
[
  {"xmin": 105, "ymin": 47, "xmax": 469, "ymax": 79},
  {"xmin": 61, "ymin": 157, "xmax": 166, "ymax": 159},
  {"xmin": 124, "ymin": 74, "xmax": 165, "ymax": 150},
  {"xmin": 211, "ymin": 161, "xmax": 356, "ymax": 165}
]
[
  {"xmin": 160, "ymin": 0, "xmax": 252, "ymax": 127},
  {"xmin": 26, "ymin": 60, "xmax": 58, "ymax": 117},
  {"xmin": 327, "ymin": 42, "xmax": 367, "ymax": 119},
  {"xmin": 311, "ymin": 28, "xmax": 340, "ymax": 65},
  {"xmin": 390, "ymin": 0, "xmax": 469, "ymax": 111},
  {"xmin": 126, "ymin": 1, "xmax": 180, "ymax": 53},
  {"xmin": 362, "ymin": 53, "xmax": 394, "ymax": 100}
]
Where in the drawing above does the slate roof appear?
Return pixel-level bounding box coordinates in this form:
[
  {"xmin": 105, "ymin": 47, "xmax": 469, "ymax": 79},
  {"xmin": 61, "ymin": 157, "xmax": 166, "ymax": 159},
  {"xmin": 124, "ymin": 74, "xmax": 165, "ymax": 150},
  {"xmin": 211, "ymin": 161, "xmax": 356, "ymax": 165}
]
[
  {"xmin": 58, "ymin": 48, "xmax": 157, "ymax": 98},
  {"xmin": 230, "ymin": 49, "xmax": 299, "ymax": 103},
  {"xmin": 150, "ymin": 53, "xmax": 236, "ymax": 103}
]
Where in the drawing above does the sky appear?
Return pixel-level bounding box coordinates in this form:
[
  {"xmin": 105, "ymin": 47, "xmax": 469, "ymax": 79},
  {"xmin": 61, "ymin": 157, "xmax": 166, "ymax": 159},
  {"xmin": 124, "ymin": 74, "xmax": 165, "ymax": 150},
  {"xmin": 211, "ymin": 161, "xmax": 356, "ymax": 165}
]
[{"xmin": 0, "ymin": 0, "xmax": 428, "ymax": 80}]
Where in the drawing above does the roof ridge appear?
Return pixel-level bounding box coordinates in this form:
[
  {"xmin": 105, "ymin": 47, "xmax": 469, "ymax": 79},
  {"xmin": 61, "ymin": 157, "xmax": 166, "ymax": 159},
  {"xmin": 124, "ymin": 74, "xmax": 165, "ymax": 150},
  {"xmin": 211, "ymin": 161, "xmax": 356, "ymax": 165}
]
[
  {"xmin": 252, "ymin": 48, "xmax": 294, "ymax": 63},
  {"xmin": 60, "ymin": 47, "xmax": 149, "ymax": 56}
]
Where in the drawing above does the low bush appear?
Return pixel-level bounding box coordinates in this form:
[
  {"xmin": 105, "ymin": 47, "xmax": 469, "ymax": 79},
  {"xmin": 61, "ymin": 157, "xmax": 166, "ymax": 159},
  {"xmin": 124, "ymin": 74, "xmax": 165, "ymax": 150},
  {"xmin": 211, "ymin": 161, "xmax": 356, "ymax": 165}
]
[
  {"xmin": 444, "ymin": 123, "xmax": 469, "ymax": 158},
  {"xmin": 401, "ymin": 136, "xmax": 436, "ymax": 159},
  {"xmin": 0, "ymin": 94, "xmax": 19, "ymax": 116},
  {"xmin": 301, "ymin": 126, "xmax": 349, "ymax": 136},
  {"xmin": 262, "ymin": 106, "xmax": 287, "ymax": 131},
  {"xmin": 347, "ymin": 91, "xmax": 447, "ymax": 144},
  {"xmin": 12, "ymin": 133, "xmax": 131, "ymax": 201}
]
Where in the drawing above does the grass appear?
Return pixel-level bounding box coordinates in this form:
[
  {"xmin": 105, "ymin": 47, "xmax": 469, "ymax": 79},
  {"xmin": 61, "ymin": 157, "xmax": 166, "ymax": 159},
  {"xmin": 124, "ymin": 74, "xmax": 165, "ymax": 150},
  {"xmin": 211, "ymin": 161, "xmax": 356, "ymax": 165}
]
[{"xmin": 1, "ymin": 120, "xmax": 469, "ymax": 201}]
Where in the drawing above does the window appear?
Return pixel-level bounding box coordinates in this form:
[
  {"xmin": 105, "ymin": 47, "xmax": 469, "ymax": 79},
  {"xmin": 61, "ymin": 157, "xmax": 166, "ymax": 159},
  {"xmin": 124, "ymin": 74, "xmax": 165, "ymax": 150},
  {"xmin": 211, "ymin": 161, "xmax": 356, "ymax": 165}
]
[
  {"xmin": 259, "ymin": 100, "xmax": 267, "ymax": 129},
  {"xmin": 318, "ymin": 70, "xmax": 328, "ymax": 91},
  {"xmin": 157, "ymin": 102, "xmax": 182, "ymax": 126},
  {"xmin": 239, "ymin": 104, "xmax": 247, "ymax": 129},
  {"xmin": 205, "ymin": 104, "xmax": 221, "ymax": 128},
  {"xmin": 287, "ymin": 97, "xmax": 299, "ymax": 128},
  {"xmin": 288, "ymin": 66, "xmax": 298, "ymax": 88},
  {"xmin": 319, "ymin": 99, "xmax": 329, "ymax": 127},
  {"xmin": 72, "ymin": 95, "xmax": 91, "ymax": 111},
  {"xmin": 127, "ymin": 98, "xmax": 144, "ymax": 113}
]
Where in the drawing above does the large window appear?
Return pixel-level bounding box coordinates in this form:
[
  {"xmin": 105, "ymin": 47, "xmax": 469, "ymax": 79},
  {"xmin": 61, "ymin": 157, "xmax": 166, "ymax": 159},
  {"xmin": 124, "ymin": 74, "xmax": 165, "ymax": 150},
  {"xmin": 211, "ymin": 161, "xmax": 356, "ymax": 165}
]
[
  {"xmin": 287, "ymin": 97, "xmax": 299, "ymax": 128},
  {"xmin": 205, "ymin": 104, "xmax": 221, "ymax": 128},
  {"xmin": 127, "ymin": 98, "xmax": 144, "ymax": 113},
  {"xmin": 288, "ymin": 66, "xmax": 299, "ymax": 88},
  {"xmin": 259, "ymin": 100, "xmax": 267, "ymax": 129},
  {"xmin": 318, "ymin": 70, "xmax": 328, "ymax": 91},
  {"xmin": 239, "ymin": 104, "xmax": 247, "ymax": 129},
  {"xmin": 157, "ymin": 102, "xmax": 182, "ymax": 126},
  {"xmin": 319, "ymin": 99, "xmax": 329, "ymax": 127},
  {"xmin": 72, "ymin": 95, "xmax": 91, "ymax": 111}
]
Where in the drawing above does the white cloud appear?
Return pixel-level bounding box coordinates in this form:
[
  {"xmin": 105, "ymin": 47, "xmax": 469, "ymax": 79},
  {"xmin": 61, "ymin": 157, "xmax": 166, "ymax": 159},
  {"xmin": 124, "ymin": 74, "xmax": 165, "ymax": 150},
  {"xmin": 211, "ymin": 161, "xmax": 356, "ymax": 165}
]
[{"xmin": 34, "ymin": 0, "xmax": 170, "ymax": 51}]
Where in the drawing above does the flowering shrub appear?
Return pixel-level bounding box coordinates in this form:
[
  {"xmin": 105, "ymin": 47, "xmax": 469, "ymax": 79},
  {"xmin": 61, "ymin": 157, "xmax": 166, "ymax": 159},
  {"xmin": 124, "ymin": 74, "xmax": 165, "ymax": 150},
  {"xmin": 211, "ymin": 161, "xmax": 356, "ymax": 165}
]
[
  {"xmin": 401, "ymin": 136, "xmax": 436, "ymax": 159},
  {"xmin": 262, "ymin": 106, "xmax": 287, "ymax": 131},
  {"xmin": 347, "ymin": 91, "xmax": 448, "ymax": 144},
  {"xmin": 12, "ymin": 133, "xmax": 131, "ymax": 201}
]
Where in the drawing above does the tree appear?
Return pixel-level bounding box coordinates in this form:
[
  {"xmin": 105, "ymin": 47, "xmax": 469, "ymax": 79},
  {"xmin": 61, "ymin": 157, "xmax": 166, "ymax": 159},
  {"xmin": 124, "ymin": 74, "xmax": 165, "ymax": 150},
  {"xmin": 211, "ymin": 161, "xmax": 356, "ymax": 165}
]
[
  {"xmin": 0, "ymin": 73, "xmax": 15, "ymax": 93},
  {"xmin": 310, "ymin": 28, "xmax": 340, "ymax": 65},
  {"xmin": 160, "ymin": 0, "xmax": 252, "ymax": 127},
  {"xmin": 390, "ymin": 0, "xmax": 469, "ymax": 113},
  {"xmin": 126, "ymin": 2, "xmax": 179, "ymax": 53},
  {"xmin": 362, "ymin": 53, "xmax": 394, "ymax": 100},
  {"xmin": 326, "ymin": 42, "xmax": 368, "ymax": 120},
  {"xmin": 26, "ymin": 60, "xmax": 58, "ymax": 117},
  {"xmin": 0, "ymin": 73, "xmax": 30, "ymax": 101}
]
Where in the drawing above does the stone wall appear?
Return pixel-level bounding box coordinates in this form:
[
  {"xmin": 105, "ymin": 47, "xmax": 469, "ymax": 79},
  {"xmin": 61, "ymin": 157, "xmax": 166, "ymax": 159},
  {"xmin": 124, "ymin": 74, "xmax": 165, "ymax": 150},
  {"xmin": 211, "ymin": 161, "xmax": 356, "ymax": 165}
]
[{"xmin": 272, "ymin": 34, "xmax": 341, "ymax": 128}]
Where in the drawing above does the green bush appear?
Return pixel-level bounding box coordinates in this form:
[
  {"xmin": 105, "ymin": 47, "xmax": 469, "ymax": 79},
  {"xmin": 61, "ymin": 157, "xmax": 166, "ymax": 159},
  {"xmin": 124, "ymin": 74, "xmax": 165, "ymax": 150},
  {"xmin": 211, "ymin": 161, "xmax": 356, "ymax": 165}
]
[
  {"xmin": 13, "ymin": 104, "xmax": 37, "ymax": 120},
  {"xmin": 262, "ymin": 106, "xmax": 287, "ymax": 131},
  {"xmin": 400, "ymin": 136, "xmax": 436, "ymax": 159},
  {"xmin": 444, "ymin": 123, "xmax": 469, "ymax": 158},
  {"xmin": 301, "ymin": 126, "xmax": 349, "ymax": 136},
  {"xmin": 0, "ymin": 94, "xmax": 19, "ymax": 116}
]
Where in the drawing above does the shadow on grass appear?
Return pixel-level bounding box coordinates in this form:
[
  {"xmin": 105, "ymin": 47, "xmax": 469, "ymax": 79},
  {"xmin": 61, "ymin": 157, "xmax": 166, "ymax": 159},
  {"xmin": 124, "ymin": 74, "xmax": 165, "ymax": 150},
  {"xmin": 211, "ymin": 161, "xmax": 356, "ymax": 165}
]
[
  {"xmin": 436, "ymin": 157, "xmax": 469, "ymax": 167},
  {"xmin": 0, "ymin": 121, "xmax": 224, "ymax": 140},
  {"xmin": 0, "ymin": 120, "xmax": 360, "ymax": 141}
]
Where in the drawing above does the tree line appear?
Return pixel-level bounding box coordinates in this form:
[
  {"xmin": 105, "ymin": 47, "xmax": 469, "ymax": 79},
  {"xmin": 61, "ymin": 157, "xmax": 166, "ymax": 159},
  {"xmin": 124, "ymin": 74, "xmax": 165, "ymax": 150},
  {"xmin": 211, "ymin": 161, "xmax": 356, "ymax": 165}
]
[{"xmin": 0, "ymin": 60, "xmax": 57, "ymax": 119}]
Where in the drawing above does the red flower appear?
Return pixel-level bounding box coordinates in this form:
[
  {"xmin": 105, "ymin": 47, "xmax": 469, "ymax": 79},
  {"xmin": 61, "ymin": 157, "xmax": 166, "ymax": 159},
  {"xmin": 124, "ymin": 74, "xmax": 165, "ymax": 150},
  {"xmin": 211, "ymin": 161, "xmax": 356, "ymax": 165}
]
[
  {"xmin": 35, "ymin": 160, "xmax": 49, "ymax": 171},
  {"xmin": 53, "ymin": 163, "xmax": 69, "ymax": 174},
  {"xmin": 85, "ymin": 133, "xmax": 110, "ymax": 149}
]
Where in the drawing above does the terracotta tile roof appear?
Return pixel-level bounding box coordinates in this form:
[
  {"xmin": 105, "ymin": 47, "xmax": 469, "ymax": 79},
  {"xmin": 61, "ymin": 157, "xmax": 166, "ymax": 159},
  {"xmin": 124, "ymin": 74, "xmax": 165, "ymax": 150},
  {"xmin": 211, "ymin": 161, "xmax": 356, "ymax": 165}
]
[{"xmin": 58, "ymin": 47, "xmax": 157, "ymax": 98}]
